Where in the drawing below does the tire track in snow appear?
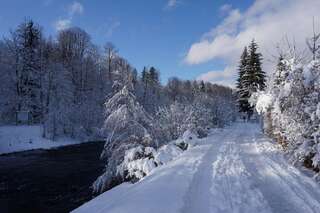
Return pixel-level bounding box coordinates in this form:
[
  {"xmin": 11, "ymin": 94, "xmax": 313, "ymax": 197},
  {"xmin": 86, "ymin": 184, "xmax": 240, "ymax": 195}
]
[
  {"xmin": 210, "ymin": 140, "xmax": 271, "ymax": 213},
  {"xmin": 180, "ymin": 125, "xmax": 271, "ymax": 213},
  {"xmin": 179, "ymin": 129, "xmax": 229, "ymax": 213}
]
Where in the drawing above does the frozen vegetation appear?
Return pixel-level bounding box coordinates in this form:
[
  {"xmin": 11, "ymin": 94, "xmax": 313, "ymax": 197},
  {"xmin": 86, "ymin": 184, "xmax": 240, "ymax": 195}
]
[{"xmin": 252, "ymin": 52, "xmax": 320, "ymax": 176}]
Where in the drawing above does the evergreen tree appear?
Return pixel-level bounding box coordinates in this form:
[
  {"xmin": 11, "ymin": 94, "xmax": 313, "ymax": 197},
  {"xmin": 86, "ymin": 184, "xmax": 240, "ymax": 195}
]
[
  {"xmin": 140, "ymin": 66, "xmax": 162, "ymax": 112},
  {"xmin": 15, "ymin": 19, "xmax": 43, "ymax": 122},
  {"xmin": 236, "ymin": 47, "xmax": 249, "ymax": 114},
  {"xmin": 236, "ymin": 47, "xmax": 248, "ymax": 90},
  {"xmin": 141, "ymin": 67, "xmax": 149, "ymax": 104},
  {"xmin": 199, "ymin": 80, "xmax": 206, "ymax": 93},
  {"xmin": 237, "ymin": 40, "xmax": 266, "ymax": 119},
  {"xmin": 247, "ymin": 40, "xmax": 266, "ymax": 91}
]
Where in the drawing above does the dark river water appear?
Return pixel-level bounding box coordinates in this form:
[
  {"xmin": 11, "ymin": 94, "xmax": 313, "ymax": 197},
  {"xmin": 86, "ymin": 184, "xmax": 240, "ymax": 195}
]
[{"xmin": 0, "ymin": 142, "xmax": 105, "ymax": 213}]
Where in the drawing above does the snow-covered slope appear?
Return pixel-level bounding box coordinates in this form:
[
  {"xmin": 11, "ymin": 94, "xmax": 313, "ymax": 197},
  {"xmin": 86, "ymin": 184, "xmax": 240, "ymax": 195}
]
[
  {"xmin": 0, "ymin": 125, "xmax": 81, "ymax": 155},
  {"xmin": 72, "ymin": 123, "xmax": 320, "ymax": 213}
]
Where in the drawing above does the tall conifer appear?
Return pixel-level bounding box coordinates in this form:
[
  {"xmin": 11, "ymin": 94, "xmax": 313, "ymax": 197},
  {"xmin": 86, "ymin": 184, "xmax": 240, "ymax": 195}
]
[{"xmin": 237, "ymin": 40, "xmax": 266, "ymax": 119}]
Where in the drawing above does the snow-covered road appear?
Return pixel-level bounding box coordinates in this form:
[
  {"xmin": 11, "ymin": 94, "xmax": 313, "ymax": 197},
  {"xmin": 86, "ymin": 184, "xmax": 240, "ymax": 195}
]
[{"xmin": 72, "ymin": 123, "xmax": 320, "ymax": 213}]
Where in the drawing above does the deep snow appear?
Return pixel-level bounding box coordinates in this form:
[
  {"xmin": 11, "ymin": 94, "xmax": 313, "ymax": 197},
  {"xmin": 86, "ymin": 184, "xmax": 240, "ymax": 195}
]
[
  {"xmin": 72, "ymin": 123, "xmax": 320, "ymax": 213},
  {"xmin": 0, "ymin": 125, "xmax": 82, "ymax": 155}
]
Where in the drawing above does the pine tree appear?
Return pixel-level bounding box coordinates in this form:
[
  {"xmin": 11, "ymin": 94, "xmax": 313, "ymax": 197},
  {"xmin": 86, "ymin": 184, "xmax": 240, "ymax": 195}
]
[
  {"xmin": 237, "ymin": 40, "xmax": 266, "ymax": 119},
  {"xmin": 141, "ymin": 67, "xmax": 149, "ymax": 104},
  {"xmin": 15, "ymin": 19, "xmax": 43, "ymax": 122},
  {"xmin": 236, "ymin": 47, "xmax": 249, "ymax": 114},
  {"xmin": 247, "ymin": 40, "xmax": 266, "ymax": 91},
  {"xmin": 199, "ymin": 80, "xmax": 206, "ymax": 93},
  {"xmin": 236, "ymin": 47, "xmax": 248, "ymax": 89}
]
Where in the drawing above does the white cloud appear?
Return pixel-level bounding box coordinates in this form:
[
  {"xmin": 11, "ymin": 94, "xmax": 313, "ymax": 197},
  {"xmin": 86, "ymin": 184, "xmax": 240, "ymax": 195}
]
[
  {"xmin": 219, "ymin": 4, "xmax": 232, "ymax": 14},
  {"xmin": 69, "ymin": 1, "xmax": 84, "ymax": 16},
  {"xmin": 185, "ymin": 0, "xmax": 320, "ymax": 86},
  {"xmin": 206, "ymin": 9, "xmax": 242, "ymax": 38},
  {"xmin": 54, "ymin": 1, "xmax": 84, "ymax": 31},
  {"xmin": 197, "ymin": 66, "xmax": 235, "ymax": 87},
  {"xmin": 167, "ymin": 0, "xmax": 177, "ymax": 8},
  {"xmin": 165, "ymin": 0, "xmax": 180, "ymax": 10},
  {"xmin": 54, "ymin": 19, "xmax": 72, "ymax": 31}
]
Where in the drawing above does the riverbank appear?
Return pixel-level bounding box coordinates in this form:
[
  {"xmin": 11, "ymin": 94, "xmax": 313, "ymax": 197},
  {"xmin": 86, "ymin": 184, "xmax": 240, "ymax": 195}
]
[{"xmin": 0, "ymin": 125, "xmax": 86, "ymax": 155}]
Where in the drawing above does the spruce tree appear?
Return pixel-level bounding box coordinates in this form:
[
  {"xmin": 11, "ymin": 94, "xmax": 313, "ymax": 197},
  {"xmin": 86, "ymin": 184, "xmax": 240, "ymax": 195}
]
[
  {"xmin": 247, "ymin": 40, "xmax": 266, "ymax": 92},
  {"xmin": 16, "ymin": 19, "xmax": 42, "ymax": 122},
  {"xmin": 236, "ymin": 47, "xmax": 249, "ymax": 114},
  {"xmin": 237, "ymin": 40, "xmax": 266, "ymax": 119}
]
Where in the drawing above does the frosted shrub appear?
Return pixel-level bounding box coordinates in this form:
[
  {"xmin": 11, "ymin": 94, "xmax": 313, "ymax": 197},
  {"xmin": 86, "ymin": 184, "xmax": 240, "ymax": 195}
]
[{"xmin": 255, "ymin": 55, "xmax": 320, "ymax": 172}]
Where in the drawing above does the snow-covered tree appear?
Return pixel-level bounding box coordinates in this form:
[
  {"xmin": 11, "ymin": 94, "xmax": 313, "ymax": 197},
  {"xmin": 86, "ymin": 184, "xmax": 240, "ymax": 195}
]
[
  {"xmin": 93, "ymin": 86, "xmax": 155, "ymax": 193},
  {"xmin": 44, "ymin": 63, "xmax": 74, "ymax": 140},
  {"xmin": 8, "ymin": 19, "xmax": 44, "ymax": 122},
  {"xmin": 237, "ymin": 47, "xmax": 251, "ymax": 115},
  {"xmin": 237, "ymin": 40, "xmax": 266, "ymax": 119}
]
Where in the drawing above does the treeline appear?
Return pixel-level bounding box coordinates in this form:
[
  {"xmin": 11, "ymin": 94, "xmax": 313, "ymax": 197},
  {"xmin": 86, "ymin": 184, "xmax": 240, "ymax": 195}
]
[{"xmin": 0, "ymin": 19, "xmax": 237, "ymax": 142}]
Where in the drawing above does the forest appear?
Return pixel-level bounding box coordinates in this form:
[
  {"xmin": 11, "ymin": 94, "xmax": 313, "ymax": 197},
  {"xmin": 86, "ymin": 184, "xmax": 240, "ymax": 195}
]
[
  {"xmin": 0, "ymin": 19, "xmax": 237, "ymax": 193},
  {"xmin": 2, "ymin": 1, "xmax": 320, "ymax": 211}
]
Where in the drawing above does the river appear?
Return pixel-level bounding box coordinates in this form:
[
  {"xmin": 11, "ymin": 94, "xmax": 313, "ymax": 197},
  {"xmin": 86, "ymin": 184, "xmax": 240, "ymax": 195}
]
[{"xmin": 0, "ymin": 142, "xmax": 105, "ymax": 213}]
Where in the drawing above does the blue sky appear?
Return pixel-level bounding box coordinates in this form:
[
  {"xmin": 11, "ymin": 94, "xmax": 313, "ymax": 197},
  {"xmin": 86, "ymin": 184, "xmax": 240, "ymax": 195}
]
[
  {"xmin": 0, "ymin": 0, "xmax": 318, "ymax": 86},
  {"xmin": 0, "ymin": 0, "xmax": 253, "ymax": 84}
]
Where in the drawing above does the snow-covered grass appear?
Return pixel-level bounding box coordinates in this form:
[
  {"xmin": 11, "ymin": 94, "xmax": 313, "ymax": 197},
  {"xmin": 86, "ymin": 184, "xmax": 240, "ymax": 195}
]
[{"xmin": 0, "ymin": 125, "xmax": 83, "ymax": 155}]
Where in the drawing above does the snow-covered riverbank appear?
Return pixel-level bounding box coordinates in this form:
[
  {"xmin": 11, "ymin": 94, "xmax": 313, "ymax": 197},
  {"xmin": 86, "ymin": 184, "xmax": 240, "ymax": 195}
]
[{"xmin": 0, "ymin": 125, "xmax": 82, "ymax": 155}]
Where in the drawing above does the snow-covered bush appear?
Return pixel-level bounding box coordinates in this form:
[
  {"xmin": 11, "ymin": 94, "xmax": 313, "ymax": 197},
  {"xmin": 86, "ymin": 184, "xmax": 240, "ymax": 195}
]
[
  {"xmin": 109, "ymin": 131, "xmax": 198, "ymax": 185},
  {"xmin": 256, "ymin": 53, "xmax": 320, "ymax": 172},
  {"xmin": 154, "ymin": 101, "xmax": 214, "ymax": 145},
  {"xmin": 249, "ymin": 91, "xmax": 273, "ymax": 115}
]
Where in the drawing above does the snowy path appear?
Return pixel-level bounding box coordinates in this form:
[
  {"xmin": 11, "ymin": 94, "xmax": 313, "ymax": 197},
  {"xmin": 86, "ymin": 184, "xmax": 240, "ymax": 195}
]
[{"xmin": 73, "ymin": 123, "xmax": 320, "ymax": 213}]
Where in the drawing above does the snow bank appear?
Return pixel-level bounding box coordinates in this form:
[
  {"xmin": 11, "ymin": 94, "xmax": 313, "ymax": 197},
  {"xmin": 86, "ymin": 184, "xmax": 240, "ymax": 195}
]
[
  {"xmin": 116, "ymin": 131, "xmax": 200, "ymax": 182},
  {"xmin": 0, "ymin": 125, "xmax": 82, "ymax": 155},
  {"xmin": 154, "ymin": 144, "xmax": 183, "ymax": 164}
]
